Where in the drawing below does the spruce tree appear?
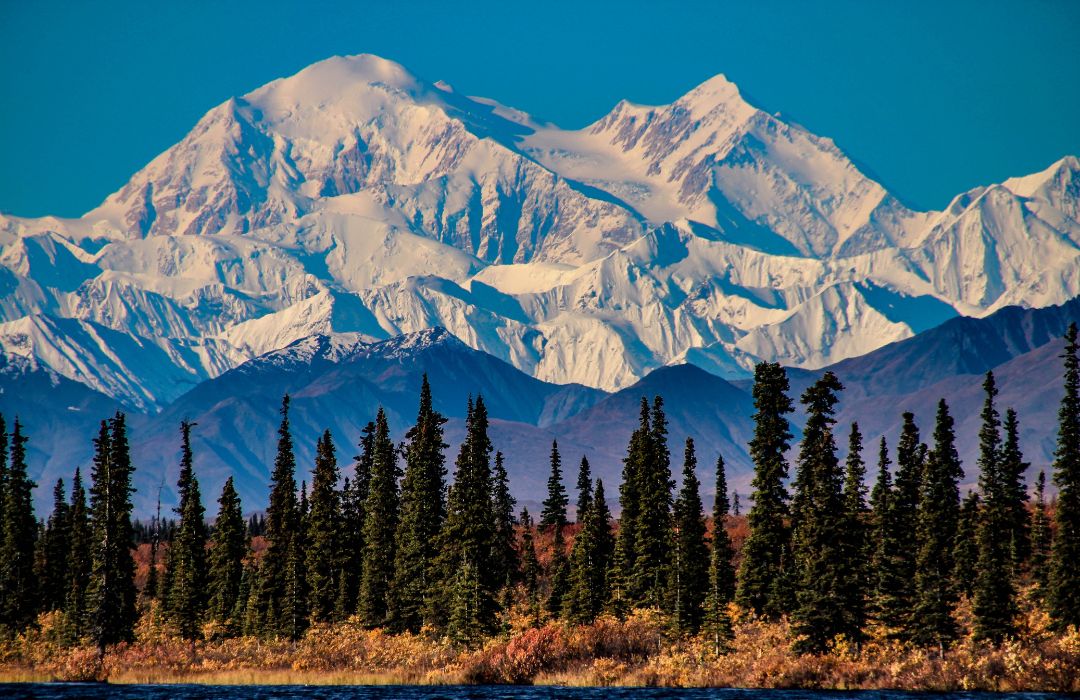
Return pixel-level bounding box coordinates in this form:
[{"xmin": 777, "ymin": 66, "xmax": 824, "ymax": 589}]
[
  {"xmin": 1000, "ymin": 409, "xmax": 1030, "ymax": 568},
  {"xmin": 736, "ymin": 362, "xmax": 794, "ymax": 619},
  {"xmin": 953, "ymin": 491, "xmax": 980, "ymax": 598},
  {"xmin": 65, "ymin": 468, "xmax": 91, "ymax": 643},
  {"xmin": 519, "ymin": 508, "xmax": 541, "ymax": 626},
  {"xmin": 0, "ymin": 418, "xmax": 38, "ymax": 631},
  {"xmin": 389, "ymin": 376, "xmax": 448, "ymax": 632},
  {"xmin": 912, "ymin": 400, "xmax": 963, "ymax": 650},
  {"xmin": 0, "ymin": 415, "xmax": 6, "ymax": 533},
  {"xmin": 1030, "ymin": 471, "xmax": 1052, "ymax": 600},
  {"xmin": 564, "ymin": 478, "xmax": 611, "ymax": 624},
  {"xmin": 546, "ymin": 528, "xmax": 570, "ymax": 619},
  {"xmin": 876, "ymin": 412, "xmax": 923, "ymax": 639},
  {"xmin": 870, "ymin": 437, "xmax": 904, "ymax": 634},
  {"xmin": 540, "ymin": 440, "xmax": 569, "ymax": 532},
  {"xmin": 88, "ymin": 413, "xmax": 138, "ymax": 651},
  {"xmin": 1050, "ymin": 322, "xmax": 1080, "ymax": 628},
  {"xmin": 207, "ymin": 477, "xmax": 245, "ymax": 632},
  {"xmin": 576, "ymin": 456, "xmax": 592, "ymax": 522},
  {"xmin": 839, "ymin": 423, "xmax": 868, "ymax": 642},
  {"xmin": 668, "ymin": 437, "xmax": 709, "ymax": 634},
  {"xmin": 438, "ymin": 396, "xmax": 498, "ymax": 642},
  {"xmin": 359, "ymin": 407, "xmax": 401, "ymax": 627},
  {"xmin": 704, "ymin": 455, "xmax": 736, "ymax": 654},
  {"xmin": 491, "ymin": 451, "xmax": 517, "ymax": 595},
  {"xmin": 973, "ymin": 372, "xmax": 1018, "ymax": 643},
  {"xmin": 306, "ymin": 429, "xmax": 341, "ymax": 623},
  {"xmin": 592, "ymin": 480, "xmax": 614, "ymax": 607},
  {"xmin": 632, "ymin": 396, "xmax": 674, "ymax": 608},
  {"xmin": 790, "ymin": 372, "xmax": 849, "ymax": 654},
  {"xmin": 258, "ymin": 395, "xmax": 299, "ymax": 638},
  {"xmin": 166, "ymin": 420, "xmax": 208, "ymax": 641},
  {"xmin": 610, "ymin": 399, "xmax": 651, "ymax": 616},
  {"xmin": 336, "ymin": 422, "xmax": 373, "ymax": 619},
  {"xmin": 39, "ymin": 479, "xmax": 70, "ymax": 613}
]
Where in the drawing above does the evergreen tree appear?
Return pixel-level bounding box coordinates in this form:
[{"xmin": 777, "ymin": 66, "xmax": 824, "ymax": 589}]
[
  {"xmin": 839, "ymin": 423, "xmax": 868, "ymax": 642},
  {"xmin": 790, "ymin": 372, "xmax": 849, "ymax": 654},
  {"xmin": 610, "ymin": 399, "xmax": 651, "ymax": 616},
  {"xmin": 668, "ymin": 438, "xmax": 709, "ymax": 634},
  {"xmin": 540, "ymin": 440, "xmax": 569, "ymax": 532},
  {"xmin": 912, "ymin": 400, "xmax": 963, "ymax": 650},
  {"xmin": 519, "ymin": 508, "xmax": 541, "ymax": 626},
  {"xmin": 592, "ymin": 480, "xmax": 614, "ymax": 606},
  {"xmin": 870, "ymin": 437, "xmax": 903, "ymax": 634},
  {"xmin": 437, "ymin": 396, "xmax": 499, "ymax": 642},
  {"xmin": 359, "ymin": 407, "xmax": 401, "ymax": 627},
  {"xmin": 953, "ymin": 491, "xmax": 981, "ymax": 599},
  {"xmin": 389, "ymin": 375, "xmax": 448, "ymax": 632},
  {"xmin": 576, "ymin": 456, "xmax": 592, "ymax": 522},
  {"xmin": 1030, "ymin": 471, "xmax": 1052, "ymax": 600},
  {"xmin": 87, "ymin": 414, "xmax": 138, "ymax": 651},
  {"xmin": 736, "ymin": 362, "xmax": 794, "ymax": 619},
  {"xmin": 704, "ymin": 455, "xmax": 736, "ymax": 654},
  {"xmin": 305, "ymin": 430, "xmax": 341, "ymax": 623},
  {"xmin": 546, "ymin": 528, "xmax": 570, "ymax": 619},
  {"xmin": 0, "ymin": 418, "xmax": 38, "ymax": 631},
  {"xmin": 1050, "ymin": 323, "xmax": 1080, "ymax": 629},
  {"xmin": 335, "ymin": 422, "xmax": 373, "ymax": 619},
  {"xmin": 64, "ymin": 468, "xmax": 91, "ymax": 643},
  {"xmin": 1000, "ymin": 409, "xmax": 1030, "ymax": 568},
  {"xmin": 0, "ymin": 415, "xmax": 6, "ymax": 537},
  {"xmin": 632, "ymin": 396, "xmax": 674, "ymax": 607},
  {"xmin": 38, "ymin": 479, "xmax": 70, "ymax": 613},
  {"xmin": 564, "ymin": 478, "xmax": 611, "ymax": 624},
  {"xmin": 166, "ymin": 420, "xmax": 208, "ymax": 641},
  {"xmin": 876, "ymin": 412, "xmax": 923, "ymax": 639},
  {"xmin": 973, "ymin": 372, "xmax": 1018, "ymax": 643},
  {"xmin": 207, "ymin": 477, "xmax": 245, "ymax": 632},
  {"xmin": 257, "ymin": 395, "xmax": 299, "ymax": 639},
  {"xmin": 491, "ymin": 452, "xmax": 517, "ymax": 595}
]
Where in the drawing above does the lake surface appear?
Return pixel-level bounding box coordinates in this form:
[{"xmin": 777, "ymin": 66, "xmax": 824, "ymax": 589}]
[{"xmin": 0, "ymin": 687, "xmax": 1071, "ymax": 700}]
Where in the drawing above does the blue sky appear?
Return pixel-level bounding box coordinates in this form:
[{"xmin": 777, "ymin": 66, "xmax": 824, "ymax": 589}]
[{"xmin": 1, "ymin": 0, "xmax": 1077, "ymax": 217}]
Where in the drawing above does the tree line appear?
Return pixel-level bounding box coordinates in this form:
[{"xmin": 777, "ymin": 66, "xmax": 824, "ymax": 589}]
[{"xmin": 1, "ymin": 325, "xmax": 1080, "ymax": 654}]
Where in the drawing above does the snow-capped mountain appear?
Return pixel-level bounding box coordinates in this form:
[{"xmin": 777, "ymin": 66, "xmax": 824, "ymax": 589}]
[{"xmin": 2, "ymin": 54, "xmax": 1079, "ymax": 403}]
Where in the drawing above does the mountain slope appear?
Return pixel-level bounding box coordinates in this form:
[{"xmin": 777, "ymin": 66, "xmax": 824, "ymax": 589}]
[{"xmin": 1, "ymin": 54, "xmax": 1078, "ymax": 402}]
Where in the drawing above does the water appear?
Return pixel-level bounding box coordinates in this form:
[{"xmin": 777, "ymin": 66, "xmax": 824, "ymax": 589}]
[{"xmin": 0, "ymin": 687, "xmax": 1070, "ymax": 700}]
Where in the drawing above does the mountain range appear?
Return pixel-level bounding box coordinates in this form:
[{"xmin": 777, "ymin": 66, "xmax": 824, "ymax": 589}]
[{"xmin": 1, "ymin": 54, "xmax": 1078, "ymax": 513}]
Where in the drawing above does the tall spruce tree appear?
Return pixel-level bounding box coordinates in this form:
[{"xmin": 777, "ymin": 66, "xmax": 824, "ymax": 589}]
[
  {"xmin": 166, "ymin": 421, "xmax": 208, "ymax": 641},
  {"xmin": 0, "ymin": 415, "xmax": 6, "ymax": 535},
  {"xmin": 1050, "ymin": 323, "xmax": 1080, "ymax": 628},
  {"xmin": 870, "ymin": 437, "xmax": 903, "ymax": 633},
  {"xmin": 973, "ymin": 372, "xmax": 1018, "ymax": 643},
  {"xmin": 38, "ymin": 479, "xmax": 70, "ymax": 613},
  {"xmin": 359, "ymin": 407, "xmax": 401, "ymax": 627},
  {"xmin": 912, "ymin": 399, "xmax": 963, "ymax": 650},
  {"xmin": 576, "ymin": 456, "xmax": 593, "ymax": 522},
  {"xmin": 1000, "ymin": 409, "xmax": 1030, "ymax": 568},
  {"xmin": 668, "ymin": 437, "xmax": 708, "ymax": 634},
  {"xmin": 704, "ymin": 455, "xmax": 736, "ymax": 654},
  {"xmin": 839, "ymin": 423, "xmax": 868, "ymax": 643},
  {"xmin": 0, "ymin": 418, "xmax": 37, "ymax": 631},
  {"xmin": 736, "ymin": 362, "xmax": 794, "ymax": 619},
  {"xmin": 306, "ymin": 430, "xmax": 341, "ymax": 623},
  {"xmin": 953, "ymin": 490, "xmax": 980, "ymax": 598},
  {"xmin": 491, "ymin": 452, "xmax": 517, "ymax": 595},
  {"xmin": 207, "ymin": 477, "xmax": 245, "ymax": 632},
  {"xmin": 438, "ymin": 396, "xmax": 499, "ymax": 643},
  {"xmin": 257, "ymin": 395, "xmax": 299, "ymax": 639},
  {"xmin": 87, "ymin": 414, "xmax": 138, "ymax": 651},
  {"xmin": 1030, "ymin": 471, "xmax": 1052, "ymax": 601},
  {"xmin": 65, "ymin": 467, "xmax": 91, "ymax": 643},
  {"xmin": 564, "ymin": 477, "xmax": 609, "ymax": 625},
  {"xmin": 389, "ymin": 376, "xmax": 448, "ymax": 632},
  {"xmin": 519, "ymin": 507, "xmax": 541, "ymax": 626},
  {"xmin": 877, "ymin": 412, "xmax": 923, "ymax": 639},
  {"xmin": 540, "ymin": 440, "xmax": 569, "ymax": 532},
  {"xmin": 632, "ymin": 396, "xmax": 674, "ymax": 608},
  {"xmin": 336, "ymin": 421, "xmax": 373, "ymax": 619},
  {"xmin": 610, "ymin": 398, "xmax": 651, "ymax": 616},
  {"xmin": 790, "ymin": 372, "xmax": 849, "ymax": 654}
]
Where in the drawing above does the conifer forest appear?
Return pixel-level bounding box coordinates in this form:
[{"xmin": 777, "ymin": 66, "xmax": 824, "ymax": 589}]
[{"xmin": 2, "ymin": 325, "xmax": 1080, "ymax": 689}]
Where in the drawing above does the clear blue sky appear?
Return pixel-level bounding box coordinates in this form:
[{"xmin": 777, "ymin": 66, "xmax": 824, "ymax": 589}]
[{"xmin": 2, "ymin": 0, "xmax": 1077, "ymax": 217}]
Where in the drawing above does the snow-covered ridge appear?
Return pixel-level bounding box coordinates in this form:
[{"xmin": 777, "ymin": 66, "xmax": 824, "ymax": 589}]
[{"xmin": 1, "ymin": 54, "xmax": 1078, "ymax": 404}]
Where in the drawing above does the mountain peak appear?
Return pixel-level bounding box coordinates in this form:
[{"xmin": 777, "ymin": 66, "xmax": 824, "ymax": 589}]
[{"xmin": 676, "ymin": 73, "xmax": 752, "ymax": 116}]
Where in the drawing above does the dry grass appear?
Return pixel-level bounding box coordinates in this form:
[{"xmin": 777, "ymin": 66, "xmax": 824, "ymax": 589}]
[{"xmin": 2, "ymin": 598, "xmax": 1077, "ymax": 689}]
